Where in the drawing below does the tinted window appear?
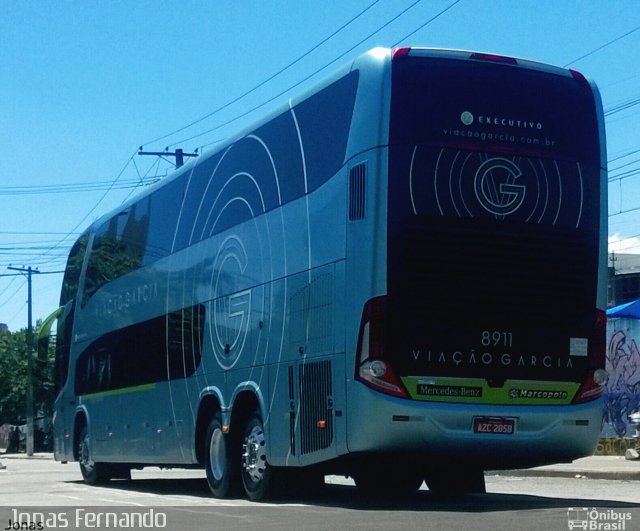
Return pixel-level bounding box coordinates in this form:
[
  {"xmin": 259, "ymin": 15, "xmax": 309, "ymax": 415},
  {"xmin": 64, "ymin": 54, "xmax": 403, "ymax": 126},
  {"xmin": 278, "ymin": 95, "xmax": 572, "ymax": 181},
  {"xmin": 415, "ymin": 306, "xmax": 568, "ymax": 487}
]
[
  {"xmin": 145, "ymin": 178, "xmax": 183, "ymax": 262},
  {"xmin": 74, "ymin": 304, "xmax": 205, "ymax": 395},
  {"xmin": 390, "ymin": 55, "xmax": 599, "ymax": 163},
  {"xmin": 172, "ymin": 71, "xmax": 359, "ymax": 252},
  {"xmin": 295, "ymin": 70, "xmax": 359, "ymax": 192},
  {"xmin": 82, "ymin": 181, "xmax": 183, "ymax": 305},
  {"xmin": 80, "ymin": 71, "xmax": 359, "ymax": 301},
  {"xmin": 61, "ymin": 233, "xmax": 89, "ymax": 306},
  {"xmin": 386, "ymin": 55, "xmax": 602, "ymax": 383},
  {"xmin": 54, "ymin": 301, "xmax": 74, "ymax": 393},
  {"xmin": 82, "ymin": 212, "xmax": 144, "ymax": 306}
]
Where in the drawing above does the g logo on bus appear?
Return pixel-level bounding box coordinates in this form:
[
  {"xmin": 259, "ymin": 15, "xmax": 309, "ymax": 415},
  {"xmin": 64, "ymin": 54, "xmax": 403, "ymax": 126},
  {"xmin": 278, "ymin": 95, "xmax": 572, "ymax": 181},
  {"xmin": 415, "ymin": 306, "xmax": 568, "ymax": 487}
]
[
  {"xmin": 474, "ymin": 158, "xmax": 526, "ymax": 216},
  {"xmin": 210, "ymin": 235, "xmax": 252, "ymax": 370}
]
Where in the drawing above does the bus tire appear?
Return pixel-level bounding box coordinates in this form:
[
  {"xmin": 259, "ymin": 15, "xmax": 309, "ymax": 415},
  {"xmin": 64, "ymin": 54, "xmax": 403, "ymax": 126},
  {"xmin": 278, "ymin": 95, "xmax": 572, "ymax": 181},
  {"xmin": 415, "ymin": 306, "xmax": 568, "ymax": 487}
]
[
  {"xmin": 205, "ymin": 413, "xmax": 236, "ymax": 498},
  {"xmin": 77, "ymin": 426, "xmax": 110, "ymax": 485},
  {"xmin": 240, "ymin": 413, "xmax": 278, "ymax": 501}
]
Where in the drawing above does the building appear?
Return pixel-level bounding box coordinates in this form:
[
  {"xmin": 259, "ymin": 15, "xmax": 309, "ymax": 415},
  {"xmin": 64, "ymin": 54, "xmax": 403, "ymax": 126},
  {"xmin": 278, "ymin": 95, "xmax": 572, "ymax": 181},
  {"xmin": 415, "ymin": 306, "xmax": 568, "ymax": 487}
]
[{"xmin": 608, "ymin": 253, "xmax": 640, "ymax": 308}]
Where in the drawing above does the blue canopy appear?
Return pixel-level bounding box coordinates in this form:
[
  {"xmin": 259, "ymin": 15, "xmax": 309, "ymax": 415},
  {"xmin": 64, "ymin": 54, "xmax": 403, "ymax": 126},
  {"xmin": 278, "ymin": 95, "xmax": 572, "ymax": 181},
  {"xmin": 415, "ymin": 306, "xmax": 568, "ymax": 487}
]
[{"xmin": 607, "ymin": 299, "xmax": 640, "ymax": 319}]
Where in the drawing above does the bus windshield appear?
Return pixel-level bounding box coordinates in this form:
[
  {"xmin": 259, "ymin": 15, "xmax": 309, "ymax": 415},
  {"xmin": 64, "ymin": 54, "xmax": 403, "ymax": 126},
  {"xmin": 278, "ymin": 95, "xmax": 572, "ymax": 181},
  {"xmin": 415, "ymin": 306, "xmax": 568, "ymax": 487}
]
[{"xmin": 387, "ymin": 52, "xmax": 602, "ymax": 392}]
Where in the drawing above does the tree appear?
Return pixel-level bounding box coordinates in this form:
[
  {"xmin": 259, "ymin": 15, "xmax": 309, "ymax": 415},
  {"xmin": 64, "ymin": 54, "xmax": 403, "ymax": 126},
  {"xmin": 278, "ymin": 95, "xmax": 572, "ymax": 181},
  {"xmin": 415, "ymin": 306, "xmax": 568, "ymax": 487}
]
[
  {"xmin": 0, "ymin": 329, "xmax": 28, "ymax": 425},
  {"xmin": 0, "ymin": 326, "xmax": 55, "ymax": 426}
]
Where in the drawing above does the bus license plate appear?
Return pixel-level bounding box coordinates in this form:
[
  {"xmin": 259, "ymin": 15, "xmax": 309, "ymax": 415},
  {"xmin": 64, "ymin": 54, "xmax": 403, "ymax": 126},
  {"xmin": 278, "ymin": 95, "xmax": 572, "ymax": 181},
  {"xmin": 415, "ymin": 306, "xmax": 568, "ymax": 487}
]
[{"xmin": 473, "ymin": 417, "xmax": 516, "ymax": 435}]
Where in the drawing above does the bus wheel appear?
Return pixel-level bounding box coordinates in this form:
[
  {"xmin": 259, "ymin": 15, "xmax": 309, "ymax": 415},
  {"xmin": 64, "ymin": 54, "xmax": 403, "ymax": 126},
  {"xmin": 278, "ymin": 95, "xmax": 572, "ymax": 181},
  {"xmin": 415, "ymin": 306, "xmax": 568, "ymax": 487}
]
[
  {"xmin": 240, "ymin": 414, "xmax": 276, "ymax": 501},
  {"xmin": 78, "ymin": 426, "xmax": 110, "ymax": 485},
  {"xmin": 205, "ymin": 413, "xmax": 235, "ymax": 498}
]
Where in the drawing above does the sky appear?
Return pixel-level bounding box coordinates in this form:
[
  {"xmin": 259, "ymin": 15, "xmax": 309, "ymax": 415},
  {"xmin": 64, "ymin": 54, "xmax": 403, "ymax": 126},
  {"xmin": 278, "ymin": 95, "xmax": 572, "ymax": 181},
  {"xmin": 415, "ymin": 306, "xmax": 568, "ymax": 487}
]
[{"xmin": 1, "ymin": 0, "xmax": 640, "ymax": 332}]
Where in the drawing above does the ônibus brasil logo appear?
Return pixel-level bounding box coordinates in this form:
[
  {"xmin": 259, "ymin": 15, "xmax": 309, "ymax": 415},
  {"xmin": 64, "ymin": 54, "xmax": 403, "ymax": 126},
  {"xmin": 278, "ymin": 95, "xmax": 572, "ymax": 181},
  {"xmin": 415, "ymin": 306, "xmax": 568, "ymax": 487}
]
[{"xmin": 567, "ymin": 507, "xmax": 633, "ymax": 530}]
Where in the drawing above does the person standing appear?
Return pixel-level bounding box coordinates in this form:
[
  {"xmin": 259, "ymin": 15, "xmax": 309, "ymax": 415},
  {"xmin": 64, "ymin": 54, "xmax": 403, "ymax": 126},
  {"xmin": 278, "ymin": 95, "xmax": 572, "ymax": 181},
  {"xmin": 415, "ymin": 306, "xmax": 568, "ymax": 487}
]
[{"xmin": 7, "ymin": 427, "xmax": 20, "ymax": 454}]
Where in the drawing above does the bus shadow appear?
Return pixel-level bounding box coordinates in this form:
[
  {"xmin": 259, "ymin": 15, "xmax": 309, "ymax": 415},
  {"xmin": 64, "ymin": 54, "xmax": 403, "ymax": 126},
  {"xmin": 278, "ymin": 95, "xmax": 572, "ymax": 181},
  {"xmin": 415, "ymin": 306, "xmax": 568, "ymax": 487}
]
[
  {"xmin": 69, "ymin": 477, "xmax": 213, "ymax": 499},
  {"xmin": 68, "ymin": 477, "xmax": 640, "ymax": 512},
  {"xmin": 297, "ymin": 484, "xmax": 640, "ymax": 512}
]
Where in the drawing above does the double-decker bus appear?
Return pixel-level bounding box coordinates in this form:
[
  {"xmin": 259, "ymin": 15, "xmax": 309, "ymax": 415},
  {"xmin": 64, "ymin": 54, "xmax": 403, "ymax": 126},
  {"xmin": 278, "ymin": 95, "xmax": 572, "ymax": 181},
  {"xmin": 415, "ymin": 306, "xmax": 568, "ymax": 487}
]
[{"xmin": 47, "ymin": 47, "xmax": 608, "ymax": 500}]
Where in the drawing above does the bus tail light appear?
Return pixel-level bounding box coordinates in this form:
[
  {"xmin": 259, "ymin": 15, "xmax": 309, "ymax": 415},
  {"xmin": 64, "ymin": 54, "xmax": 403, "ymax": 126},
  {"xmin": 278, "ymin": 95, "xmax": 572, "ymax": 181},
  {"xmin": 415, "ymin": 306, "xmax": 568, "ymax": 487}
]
[
  {"xmin": 393, "ymin": 47, "xmax": 411, "ymax": 59},
  {"xmin": 570, "ymin": 69, "xmax": 588, "ymax": 83},
  {"xmin": 573, "ymin": 309, "xmax": 608, "ymax": 404},
  {"xmin": 469, "ymin": 52, "xmax": 518, "ymax": 65},
  {"xmin": 355, "ymin": 296, "xmax": 408, "ymax": 398}
]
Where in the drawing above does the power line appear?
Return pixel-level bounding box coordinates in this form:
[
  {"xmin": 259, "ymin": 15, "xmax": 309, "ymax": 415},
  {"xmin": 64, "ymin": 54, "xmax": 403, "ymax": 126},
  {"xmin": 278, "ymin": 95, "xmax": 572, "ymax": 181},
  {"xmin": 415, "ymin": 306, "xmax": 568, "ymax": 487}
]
[
  {"xmin": 609, "ymin": 147, "xmax": 640, "ymax": 163},
  {"xmin": 0, "ymin": 177, "xmax": 160, "ymax": 196},
  {"xmin": 6, "ymin": 301, "xmax": 27, "ymax": 325},
  {"xmin": 605, "ymin": 94, "xmax": 640, "ymax": 117},
  {"xmin": 608, "ymin": 156, "xmax": 640, "ymax": 182},
  {"xmin": 609, "ymin": 171, "xmax": 640, "ymax": 184},
  {"xmin": 121, "ymin": 152, "xmax": 168, "ymax": 206},
  {"xmin": 609, "ymin": 157, "xmax": 640, "ymax": 173},
  {"xmin": 0, "ymin": 231, "xmax": 82, "ymax": 236},
  {"xmin": 33, "ymin": 152, "xmax": 138, "ymax": 269},
  {"xmin": 563, "ymin": 24, "xmax": 640, "ymax": 67},
  {"xmin": 0, "ymin": 3, "xmax": 472, "ymax": 331},
  {"xmin": 0, "ymin": 269, "xmax": 64, "ymax": 277},
  {"xmin": 602, "ymin": 72, "xmax": 640, "ymax": 89},
  {"xmin": 609, "ymin": 169, "xmax": 640, "ymax": 182},
  {"xmin": 610, "ymin": 205, "xmax": 640, "ymax": 217},
  {"xmin": 3, "ymin": 1, "xmax": 460, "ymax": 294},
  {"xmin": 0, "ymin": 272, "xmax": 22, "ymax": 305},
  {"xmin": 1, "ymin": 151, "xmax": 162, "ymax": 273},
  {"xmin": 137, "ymin": 148, "xmax": 199, "ymax": 168},
  {"xmin": 142, "ymin": 0, "xmax": 384, "ymax": 148},
  {"xmin": 168, "ymin": 0, "xmax": 459, "ymax": 148},
  {"xmin": 392, "ymin": 0, "xmax": 462, "ymax": 45}
]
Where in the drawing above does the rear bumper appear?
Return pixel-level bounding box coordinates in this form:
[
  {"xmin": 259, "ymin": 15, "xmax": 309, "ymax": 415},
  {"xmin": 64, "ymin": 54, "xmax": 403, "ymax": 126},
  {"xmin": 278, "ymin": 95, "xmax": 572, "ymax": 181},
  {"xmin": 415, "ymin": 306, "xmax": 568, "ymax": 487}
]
[{"xmin": 346, "ymin": 382, "xmax": 602, "ymax": 469}]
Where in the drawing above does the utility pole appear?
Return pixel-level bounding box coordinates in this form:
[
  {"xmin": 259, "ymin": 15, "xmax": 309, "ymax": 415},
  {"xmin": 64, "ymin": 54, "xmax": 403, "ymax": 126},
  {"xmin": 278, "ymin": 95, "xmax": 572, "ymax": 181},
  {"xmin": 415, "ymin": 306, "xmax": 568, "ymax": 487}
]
[
  {"xmin": 7, "ymin": 265, "xmax": 40, "ymax": 456},
  {"xmin": 610, "ymin": 251, "xmax": 617, "ymax": 306},
  {"xmin": 137, "ymin": 147, "xmax": 198, "ymax": 168}
]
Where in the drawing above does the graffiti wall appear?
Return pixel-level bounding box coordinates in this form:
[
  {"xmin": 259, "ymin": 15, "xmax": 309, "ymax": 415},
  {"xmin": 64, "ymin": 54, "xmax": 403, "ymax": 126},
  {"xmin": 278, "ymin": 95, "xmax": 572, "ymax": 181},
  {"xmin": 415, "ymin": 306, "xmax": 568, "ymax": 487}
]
[{"xmin": 603, "ymin": 317, "xmax": 640, "ymax": 439}]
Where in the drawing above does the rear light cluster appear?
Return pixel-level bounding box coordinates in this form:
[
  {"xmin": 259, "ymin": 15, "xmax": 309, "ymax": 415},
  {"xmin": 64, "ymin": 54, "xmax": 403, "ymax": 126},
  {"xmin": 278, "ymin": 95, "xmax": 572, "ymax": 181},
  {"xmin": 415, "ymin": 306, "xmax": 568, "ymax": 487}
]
[
  {"xmin": 469, "ymin": 52, "xmax": 518, "ymax": 65},
  {"xmin": 392, "ymin": 47, "xmax": 411, "ymax": 59},
  {"xmin": 392, "ymin": 48, "xmax": 520, "ymax": 65},
  {"xmin": 355, "ymin": 299, "xmax": 608, "ymax": 403},
  {"xmin": 355, "ymin": 297, "xmax": 408, "ymax": 398},
  {"xmin": 569, "ymin": 69, "xmax": 588, "ymax": 83},
  {"xmin": 572, "ymin": 309, "xmax": 608, "ymax": 404}
]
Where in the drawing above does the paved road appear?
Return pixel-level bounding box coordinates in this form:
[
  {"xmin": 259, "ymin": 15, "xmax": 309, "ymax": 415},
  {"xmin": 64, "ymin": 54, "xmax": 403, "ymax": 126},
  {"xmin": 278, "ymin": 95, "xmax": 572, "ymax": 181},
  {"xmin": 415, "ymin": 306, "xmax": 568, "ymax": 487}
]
[{"xmin": 1, "ymin": 455, "xmax": 639, "ymax": 530}]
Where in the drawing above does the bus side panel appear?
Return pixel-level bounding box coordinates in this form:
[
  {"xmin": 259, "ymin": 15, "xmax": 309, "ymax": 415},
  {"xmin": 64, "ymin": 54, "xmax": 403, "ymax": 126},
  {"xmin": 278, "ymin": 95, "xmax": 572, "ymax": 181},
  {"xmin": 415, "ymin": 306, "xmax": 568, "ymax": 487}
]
[
  {"xmin": 344, "ymin": 147, "xmax": 388, "ymax": 379},
  {"xmin": 241, "ymin": 161, "xmax": 347, "ymax": 465},
  {"xmin": 266, "ymin": 261, "xmax": 347, "ymax": 467}
]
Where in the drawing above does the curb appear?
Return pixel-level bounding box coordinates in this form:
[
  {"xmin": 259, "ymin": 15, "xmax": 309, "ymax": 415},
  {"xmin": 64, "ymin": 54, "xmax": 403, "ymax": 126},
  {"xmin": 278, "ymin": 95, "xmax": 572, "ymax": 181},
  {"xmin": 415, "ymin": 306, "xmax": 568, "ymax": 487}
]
[
  {"xmin": 0, "ymin": 453, "xmax": 53, "ymax": 460},
  {"xmin": 491, "ymin": 469, "xmax": 640, "ymax": 481}
]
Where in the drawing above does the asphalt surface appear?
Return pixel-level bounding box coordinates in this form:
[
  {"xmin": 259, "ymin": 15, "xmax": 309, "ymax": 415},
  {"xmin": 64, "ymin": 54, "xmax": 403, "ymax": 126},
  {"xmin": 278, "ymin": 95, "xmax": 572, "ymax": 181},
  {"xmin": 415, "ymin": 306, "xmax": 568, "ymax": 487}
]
[
  {"xmin": 492, "ymin": 454, "xmax": 640, "ymax": 480},
  {"xmin": 2, "ymin": 452, "xmax": 640, "ymax": 480}
]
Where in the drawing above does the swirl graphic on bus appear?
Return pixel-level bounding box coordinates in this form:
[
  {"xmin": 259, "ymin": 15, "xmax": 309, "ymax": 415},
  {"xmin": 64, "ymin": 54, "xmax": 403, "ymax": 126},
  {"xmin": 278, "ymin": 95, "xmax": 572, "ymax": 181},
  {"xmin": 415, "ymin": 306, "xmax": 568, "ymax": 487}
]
[
  {"xmin": 171, "ymin": 134, "xmax": 290, "ymax": 374},
  {"xmin": 210, "ymin": 235, "xmax": 251, "ymax": 370},
  {"xmin": 474, "ymin": 157, "xmax": 525, "ymax": 216},
  {"xmin": 408, "ymin": 146, "xmax": 585, "ymax": 228}
]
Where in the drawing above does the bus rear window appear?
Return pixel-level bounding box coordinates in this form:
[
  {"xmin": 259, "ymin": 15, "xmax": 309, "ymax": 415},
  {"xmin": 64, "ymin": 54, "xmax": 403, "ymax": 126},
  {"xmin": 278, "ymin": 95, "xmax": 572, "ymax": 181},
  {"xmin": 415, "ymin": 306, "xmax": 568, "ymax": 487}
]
[{"xmin": 390, "ymin": 55, "xmax": 599, "ymax": 163}]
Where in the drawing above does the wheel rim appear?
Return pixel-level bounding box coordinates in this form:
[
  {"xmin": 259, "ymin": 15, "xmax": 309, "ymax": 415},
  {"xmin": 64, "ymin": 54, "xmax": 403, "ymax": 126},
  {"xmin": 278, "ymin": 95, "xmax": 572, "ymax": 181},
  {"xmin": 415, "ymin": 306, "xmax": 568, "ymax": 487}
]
[
  {"xmin": 79, "ymin": 432, "xmax": 95, "ymax": 475},
  {"xmin": 208, "ymin": 427, "xmax": 226, "ymax": 482},
  {"xmin": 242, "ymin": 424, "xmax": 267, "ymax": 484}
]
